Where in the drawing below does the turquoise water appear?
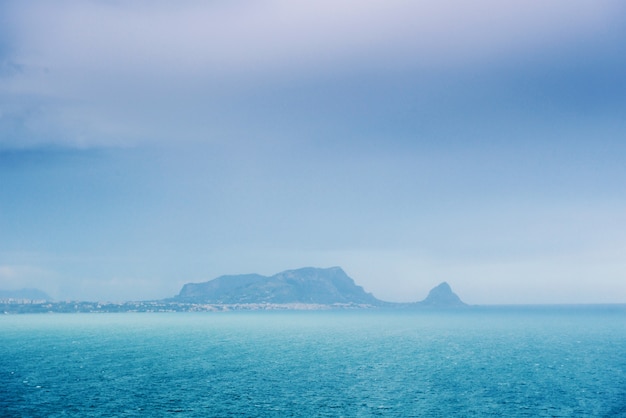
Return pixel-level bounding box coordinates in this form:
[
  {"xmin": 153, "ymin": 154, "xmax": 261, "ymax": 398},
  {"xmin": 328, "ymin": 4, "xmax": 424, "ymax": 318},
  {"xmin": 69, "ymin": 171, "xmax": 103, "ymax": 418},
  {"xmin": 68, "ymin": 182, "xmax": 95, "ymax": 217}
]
[{"xmin": 1, "ymin": 309, "xmax": 625, "ymax": 417}]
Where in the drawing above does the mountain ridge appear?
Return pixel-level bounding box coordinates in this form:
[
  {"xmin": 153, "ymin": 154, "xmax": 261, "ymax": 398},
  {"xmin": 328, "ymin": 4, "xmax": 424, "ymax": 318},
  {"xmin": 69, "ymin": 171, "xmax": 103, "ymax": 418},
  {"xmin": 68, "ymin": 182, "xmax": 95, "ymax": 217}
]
[
  {"xmin": 1, "ymin": 267, "xmax": 468, "ymax": 312},
  {"xmin": 415, "ymin": 281, "xmax": 466, "ymax": 307},
  {"xmin": 175, "ymin": 266, "xmax": 466, "ymax": 307},
  {"xmin": 176, "ymin": 266, "xmax": 382, "ymax": 306}
]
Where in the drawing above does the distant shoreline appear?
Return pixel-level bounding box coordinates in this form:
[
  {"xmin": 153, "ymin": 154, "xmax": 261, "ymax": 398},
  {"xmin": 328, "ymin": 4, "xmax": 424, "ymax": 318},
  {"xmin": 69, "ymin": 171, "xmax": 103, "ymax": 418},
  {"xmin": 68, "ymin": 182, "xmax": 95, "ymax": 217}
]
[{"xmin": 2, "ymin": 300, "xmax": 625, "ymax": 315}]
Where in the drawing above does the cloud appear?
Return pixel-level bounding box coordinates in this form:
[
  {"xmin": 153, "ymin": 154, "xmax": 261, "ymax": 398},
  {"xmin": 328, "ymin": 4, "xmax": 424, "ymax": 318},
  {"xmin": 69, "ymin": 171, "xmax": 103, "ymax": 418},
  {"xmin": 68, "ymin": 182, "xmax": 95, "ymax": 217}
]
[
  {"xmin": 1, "ymin": 0, "xmax": 624, "ymax": 149},
  {"xmin": 11, "ymin": 1, "xmax": 622, "ymax": 75}
]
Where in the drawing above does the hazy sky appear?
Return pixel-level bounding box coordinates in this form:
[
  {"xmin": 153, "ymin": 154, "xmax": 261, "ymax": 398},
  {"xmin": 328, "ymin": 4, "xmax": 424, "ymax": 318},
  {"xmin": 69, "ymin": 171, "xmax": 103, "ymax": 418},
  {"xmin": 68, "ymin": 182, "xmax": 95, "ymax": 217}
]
[{"xmin": 1, "ymin": 1, "xmax": 625, "ymax": 304}]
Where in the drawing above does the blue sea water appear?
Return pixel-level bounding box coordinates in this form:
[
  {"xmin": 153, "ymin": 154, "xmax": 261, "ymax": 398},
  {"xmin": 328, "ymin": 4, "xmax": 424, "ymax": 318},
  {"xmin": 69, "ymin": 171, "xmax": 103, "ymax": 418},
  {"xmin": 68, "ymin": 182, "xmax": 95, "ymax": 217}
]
[{"xmin": 1, "ymin": 308, "xmax": 625, "ymax": 417}]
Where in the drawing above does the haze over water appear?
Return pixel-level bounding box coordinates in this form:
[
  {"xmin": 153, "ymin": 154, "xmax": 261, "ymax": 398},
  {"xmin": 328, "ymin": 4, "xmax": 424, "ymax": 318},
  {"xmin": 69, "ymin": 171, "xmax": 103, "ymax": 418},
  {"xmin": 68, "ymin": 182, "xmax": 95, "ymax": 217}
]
[{"xmin": 2, "ymin": 309, "xmax": 625, "ymax": 417}]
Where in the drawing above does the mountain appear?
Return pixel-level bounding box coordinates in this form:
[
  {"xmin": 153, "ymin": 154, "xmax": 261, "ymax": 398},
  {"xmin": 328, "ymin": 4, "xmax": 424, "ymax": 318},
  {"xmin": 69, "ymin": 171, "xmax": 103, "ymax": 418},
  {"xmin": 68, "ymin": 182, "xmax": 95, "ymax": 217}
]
[
  {"xmin": 175, "ymin": 267, "xmax": 382, "ymax": 305},
  {"xmin": 0, "ymin": 288, "xmax": 51, "ymax": 301},
  {"xmin": 174, "ymin": 267, "xmax": 467, "ymax": 308},
  {"xmin": 415, "ymin": 282, "xmax": 466, "ymax": 307}
]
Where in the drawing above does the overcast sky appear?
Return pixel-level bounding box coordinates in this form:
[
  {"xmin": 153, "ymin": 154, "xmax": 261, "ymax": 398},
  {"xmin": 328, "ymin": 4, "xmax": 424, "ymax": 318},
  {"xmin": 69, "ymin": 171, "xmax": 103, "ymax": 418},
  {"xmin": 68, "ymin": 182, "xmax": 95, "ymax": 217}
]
[{"xmin": 1, "ymin": 0, "xmax": 625, "ymax": 304}]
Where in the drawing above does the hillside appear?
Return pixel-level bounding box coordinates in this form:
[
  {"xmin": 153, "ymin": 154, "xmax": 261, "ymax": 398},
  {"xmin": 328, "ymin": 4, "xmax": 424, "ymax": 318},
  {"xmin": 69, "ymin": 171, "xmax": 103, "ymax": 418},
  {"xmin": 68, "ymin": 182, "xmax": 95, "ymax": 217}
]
[
  {"xmin": 175, "ymin": 267, "xmax": 382, "ymax": 305},
  {"xmin": 415, "ymin": 282, "xmax": 466, "ymax": 307}
]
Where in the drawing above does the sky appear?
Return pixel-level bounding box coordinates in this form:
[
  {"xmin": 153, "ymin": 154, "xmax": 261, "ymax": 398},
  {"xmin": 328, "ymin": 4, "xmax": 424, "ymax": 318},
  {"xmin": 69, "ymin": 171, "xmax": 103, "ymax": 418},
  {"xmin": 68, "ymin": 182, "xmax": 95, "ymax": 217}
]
[{"xmin": 1, "ymin": 0, "xmax": 626, "ymax": 304}]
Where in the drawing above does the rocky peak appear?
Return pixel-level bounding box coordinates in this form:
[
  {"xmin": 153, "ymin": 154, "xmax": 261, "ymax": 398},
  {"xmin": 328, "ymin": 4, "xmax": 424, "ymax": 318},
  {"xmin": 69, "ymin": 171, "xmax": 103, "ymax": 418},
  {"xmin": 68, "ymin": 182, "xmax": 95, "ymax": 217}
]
[{"xmin": 419, "ymin": 282, "xmax": 466, "ymax": 307}]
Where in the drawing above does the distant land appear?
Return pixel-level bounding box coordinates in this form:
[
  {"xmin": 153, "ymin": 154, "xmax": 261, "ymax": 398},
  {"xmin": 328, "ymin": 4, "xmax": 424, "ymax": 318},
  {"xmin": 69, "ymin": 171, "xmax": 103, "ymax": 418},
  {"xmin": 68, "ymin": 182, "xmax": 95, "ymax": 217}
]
[
  {"xmin": 1, "ymin": 267, "xmax": 467, "ymax": 313},
  {"xmin": 418, "ymin": 282, "xmax": 466, "ymax": 307},
  {"xmin": 174, "ymin": 267, "xmax": 383, "ymax": 305}
]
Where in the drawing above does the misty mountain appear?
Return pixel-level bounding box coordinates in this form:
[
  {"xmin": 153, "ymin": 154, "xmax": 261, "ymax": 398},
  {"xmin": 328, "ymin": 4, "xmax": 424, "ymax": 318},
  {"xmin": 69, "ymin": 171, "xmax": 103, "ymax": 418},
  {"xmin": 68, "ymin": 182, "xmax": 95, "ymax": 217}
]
[
  {"xmin": 175, "ymin": 267, "xmax": 467, "ymax": 307},
  {"xmin": 414, "ymin": 282, "xmax": 466, "ymax": 307},
  {"xmin": 175, "ymin": 267, "xmax": 382, "ymax": 305}
]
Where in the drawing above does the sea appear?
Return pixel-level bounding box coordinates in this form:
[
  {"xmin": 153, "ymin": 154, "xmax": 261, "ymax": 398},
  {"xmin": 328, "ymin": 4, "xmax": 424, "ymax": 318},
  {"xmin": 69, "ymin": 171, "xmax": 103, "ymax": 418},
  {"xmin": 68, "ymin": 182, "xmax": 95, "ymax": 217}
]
[{"xmin": 1, "ymin": 307, "xmax": 625, "ymax": 417}]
